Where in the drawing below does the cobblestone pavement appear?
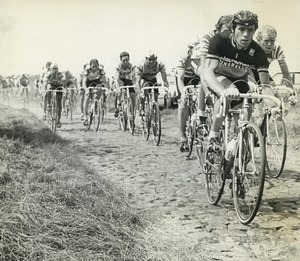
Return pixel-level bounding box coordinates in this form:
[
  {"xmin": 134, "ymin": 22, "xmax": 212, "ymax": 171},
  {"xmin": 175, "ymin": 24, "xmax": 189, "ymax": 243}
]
[{"xmin": 29, "ymin": 103, "xmax": 300, "ymax": 261}]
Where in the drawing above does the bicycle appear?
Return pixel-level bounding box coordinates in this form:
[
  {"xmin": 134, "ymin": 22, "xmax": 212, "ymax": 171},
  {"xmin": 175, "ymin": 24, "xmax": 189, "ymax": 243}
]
[
  {"xmin": 139, "ymin": 82, "xmax": 169, "ymax": 146},
  {"xmin": 258, "ymin": 80, "xmax": 297, "ymax": 178},
  {"xmin": 64, "ymin": 86, "xmax": 77, "ymax": 121},
  {"xmin": 204, "ymin": 88, "xmax": 282, "ymax": 224},
  {"xmin": 19, "ymin": 86, "xmax": 29, "ymax": 108},
  {"xmin": 117, "ymin": 85, "xmax": 136, "ymax": 134},
  {"xmin": 181, "ymin": 83, "xmax": 200, "ymax": 157},
  {"xmin": 85, "ymin": 84, "xmax": 109, "ymax": 132},
  {"xmin": 46, "ymin": 89, "xmax": 64, "ymax": 132}
]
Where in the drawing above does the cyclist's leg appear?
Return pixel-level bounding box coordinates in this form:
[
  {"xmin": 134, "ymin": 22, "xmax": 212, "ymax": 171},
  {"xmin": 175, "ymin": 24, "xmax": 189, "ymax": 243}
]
[
  {"xmin": 177, "ymin": 77, "xmax": 190, "ymax": 144},
  {"xmin": 129, "ymin": 91, "xmax": 137, "ymax": 117}
]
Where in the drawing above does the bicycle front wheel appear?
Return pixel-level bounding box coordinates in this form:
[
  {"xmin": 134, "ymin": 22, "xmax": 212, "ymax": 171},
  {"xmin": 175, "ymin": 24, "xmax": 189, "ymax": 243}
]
[
  {"xmin": 94, "ymin": 100, "xmax": 101, "ymax": 132},
  {"xmin": 51, "ymin": 102, "xmax": 57, "ymax": 132},
  {"xmin": 151, "ymin": 102, "xmax": 161, "ymax": 146},
  {"xmin": 265, "ymin": 116, "xmax": 287, "ymax": 178},
  {"xmin": 233, "ymin": 122, "xmax": 265, "ymax": 224},
  {"xmin": 185, "ymin": 111, "xmax": 194, "ymax": 158},
  {"xmin": 99, "ymin": 96, "xmax": 105, "ymax": 123}
]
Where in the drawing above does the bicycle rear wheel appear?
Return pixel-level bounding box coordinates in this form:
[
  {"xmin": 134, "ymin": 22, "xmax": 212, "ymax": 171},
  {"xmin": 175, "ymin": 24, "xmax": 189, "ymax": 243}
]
[
  {"xmin": 233, "ymin": 122, "xmax": 265, "ymax": 224},
  {"xmin": 265, "ymin": 116, "xmax": 287, "ymax": 178},
  {"xmin": 151, "ymin": 102, "xmax": 161, "ymax": 146}
]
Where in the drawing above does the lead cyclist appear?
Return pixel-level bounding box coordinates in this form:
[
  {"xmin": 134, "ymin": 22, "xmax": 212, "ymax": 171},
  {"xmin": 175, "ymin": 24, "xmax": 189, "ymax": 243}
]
[{"xmin": 203, "ymin": 10, "xmax": 281, "ymax": 148}]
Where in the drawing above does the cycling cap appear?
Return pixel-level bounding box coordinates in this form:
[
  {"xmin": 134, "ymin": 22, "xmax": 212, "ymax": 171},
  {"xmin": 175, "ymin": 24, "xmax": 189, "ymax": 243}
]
[
  {"xmin": 215, "ymin": 15, "xmax": 233, "ymax": 31},
  {"xmin": 120, "ymin": 51, "xmax": 130, "ymax": 60},
  {"xmin": 46, "ymin": 61, "xmax": 52, "ymax": 68},
  {"xmin": 146, "ymin": 50, "xmax": 157, "ymax": 59},
  {"xmin": 232, "ymin": 10, "xmax": 258, "ymax": 29},
  {"xmin": 90, "ymin": 59, "xmax": 99, "ymax": 66}
]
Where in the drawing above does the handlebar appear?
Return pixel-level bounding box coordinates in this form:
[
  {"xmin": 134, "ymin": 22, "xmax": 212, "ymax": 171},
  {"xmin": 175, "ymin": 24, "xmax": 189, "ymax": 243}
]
[
  {"xmin": 119, "ymin": 85, "xmax": 136, "ymax": 90},
  {"xmin": 216, "ymin": 92, "xmax": 283, "ymax": 118},
  {"xmin": 141, "ymin": 86, "xmax": 169, "ymax": 92}
]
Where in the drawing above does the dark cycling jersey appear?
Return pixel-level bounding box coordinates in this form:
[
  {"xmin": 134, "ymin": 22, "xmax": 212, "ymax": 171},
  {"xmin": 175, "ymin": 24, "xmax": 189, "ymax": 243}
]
[{"xmin": 207, "ymin": 31, "xmax": 269, "ymax": 79}]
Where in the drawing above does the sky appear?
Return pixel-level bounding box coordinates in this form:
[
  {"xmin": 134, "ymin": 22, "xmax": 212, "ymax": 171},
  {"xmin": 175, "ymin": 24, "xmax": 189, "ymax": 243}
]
[{"xmin": 1, "ymin": 0, "xmax": 300, "ymax": 78}]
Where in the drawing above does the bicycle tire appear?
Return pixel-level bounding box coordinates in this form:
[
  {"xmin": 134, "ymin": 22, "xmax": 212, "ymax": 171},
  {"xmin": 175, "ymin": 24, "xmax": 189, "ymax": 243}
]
[
  {"xmin": 128, "ymin": 100, "xmax": 135, "ymax": 135},
  {"xmin": 205, "ymin": 132, "xmax": 226, "ymax": 205},
  {"xmin": 185, "ymin": 111, "xmax": 194, "ymax": 158},
  {"xmin": 51, "ymin": 101, "xmax": 57, "ymax": 132},
  {"xmin": 99, "ymin": 96, "xmax": 105, "ymax": 123},
  {"xmin": 233, "ymin": 122, "xmax": 265, "ymax": 224},
  {"xmin": 94, "ymin": 100, "xmax": 101, "ymax": 132},
  {"xmin": 265, "ymin": 116, "xmax": 287, "ymax": 178},
  {"xmin": 151, "ymin": 102, "xmax": 161, "ymax": 146}
]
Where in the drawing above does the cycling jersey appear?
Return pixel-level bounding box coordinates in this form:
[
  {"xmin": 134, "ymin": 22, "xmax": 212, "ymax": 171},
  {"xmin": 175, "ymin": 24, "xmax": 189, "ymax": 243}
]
[
  {"xmin": 177, "ymin": 50, "xmax": 200, "ymax": 78},
  {"xmin": 83, "ymin": 66, "xmax": 105, "ymax": 81},
  {"xmin": 135, "ymin": 60, "xmax": 166, "ymax": 81},
  {"xmin": 18, "ymin": 76, "xmax": 29, "ymax": 87},
  {"xmin": 115, "ymin": 63, "xmax": 134, "ymax": 81},
  {"xmin": 197, "ymin": 30, "xmax": 218, "ymax": 56},
  {"xmin": 266, "ymin": 45, "xmax": 286, "ymax": 65},
  {"xmin": 207, "ymin": 31, "xmax": 269, "ymax": 79},
  {"xmin": 46, "ymin": 71, "xmax": 64, "ymax": 88}
]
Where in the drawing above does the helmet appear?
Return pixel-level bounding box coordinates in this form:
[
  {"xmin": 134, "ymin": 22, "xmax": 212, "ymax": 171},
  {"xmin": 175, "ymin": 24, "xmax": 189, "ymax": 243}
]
[
  {"xmin": 120, "ymin": 51, "xmax": 130, "ymax": 60},
  {"xmin": 232, "ymin": 10, "xmax": 258, "ymax": 29},
  {"xmin": 90, "ymin": 59, "xmax": 99, "ymax": 67},
  {"xmin": 51, "ymin": 63, "xmax": 58, "ymax": 69},
  {"xmin": 215, "ymin": 15, "xmax": 233, "ymax": 31},
  {"xmin": 145, "ymin": 50, "xmax": 157, "ymax": 59}
]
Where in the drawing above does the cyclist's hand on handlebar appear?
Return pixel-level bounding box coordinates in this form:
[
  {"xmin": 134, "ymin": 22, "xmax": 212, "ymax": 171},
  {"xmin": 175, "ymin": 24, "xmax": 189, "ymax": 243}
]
[
  {"xmin": 224, "ymin": 86, "xmax": 240, "ymax": 100},
  {"xmin": 289, "ymin": 95, "xmax": 297, "ymax": 106},
  {"xmin": 270, "ymin": 106, "xmax": 283, "ymax": 120}
]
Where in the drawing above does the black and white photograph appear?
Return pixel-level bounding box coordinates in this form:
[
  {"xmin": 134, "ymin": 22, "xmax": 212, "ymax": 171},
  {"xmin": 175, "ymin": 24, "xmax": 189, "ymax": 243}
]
[{"xmin": 1, "ymin": 0, "xmax": 300, "ymax": 260}]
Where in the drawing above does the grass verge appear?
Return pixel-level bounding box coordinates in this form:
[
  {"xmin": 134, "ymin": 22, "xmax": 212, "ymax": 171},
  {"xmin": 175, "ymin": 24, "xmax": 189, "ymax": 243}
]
[{"xmin": 0, "ymin": 104, "xmax": 194, "ymax": 261}]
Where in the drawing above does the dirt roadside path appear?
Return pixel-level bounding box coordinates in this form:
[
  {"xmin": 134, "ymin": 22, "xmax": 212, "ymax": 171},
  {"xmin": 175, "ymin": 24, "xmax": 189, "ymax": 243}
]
[{"xmin": 24, "ymin": 102, "xmax": 300, "ymax": 260}]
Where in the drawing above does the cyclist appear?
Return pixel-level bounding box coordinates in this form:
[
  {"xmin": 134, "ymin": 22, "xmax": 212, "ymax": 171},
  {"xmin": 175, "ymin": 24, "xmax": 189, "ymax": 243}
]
[
  {"xmin": 78, "ymin": 63, "xmax": 90, "ymax": 120},
  {"xmin": 62, "ymin": 70, "xmax": 77, "ymax": 115},
  {"xmin": 44, "ymin": 63, "xmax": 65, "ymax": 128},
  {"xmin": 254, "ymin": 25, "xmax": 293, "ymax": 87},
  {"xmin": 16, "ymin": 74, "xmax": 30, "ymax": 98},
  {"xmin": 135, "ymin": 50, "xmax": 169, "ymax": 116},
  {"xmin": 176, "ymin": 36, "xmax": 201, "ymax": 151},
  {"xmin": 203, "ymin": 10, "xmax": 273, "ymax": 147},
  {"xmin": 196, "ymin": 14, "xmax": 233, "ymax": 126},
  {"xmin": 114, "ymin": 51, "xmax": 136, "ymax": 118},
  {"xmin": 41, "ymin": 61, "xmax": 52, "ymax": 120},
  {"xmin": 82, "ymin": 59, "xmax": 108, "ymax": 126}
]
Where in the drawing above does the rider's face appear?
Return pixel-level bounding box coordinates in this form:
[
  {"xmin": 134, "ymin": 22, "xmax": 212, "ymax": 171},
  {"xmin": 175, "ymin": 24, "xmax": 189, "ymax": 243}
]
[
  {"xmin": 259, "ymin": 33, "xmax": 276, "ymax": 54},
  {"xmin": 146, "ymin": 57, "xmax": 157, "ymax": 67},
  {"xmin": 233, "ymin": 24, "xmax": 256, "ymax": 49},
  {"xmin": 121, "ymin": 56, "xmax": 130, "ymax": 66}
]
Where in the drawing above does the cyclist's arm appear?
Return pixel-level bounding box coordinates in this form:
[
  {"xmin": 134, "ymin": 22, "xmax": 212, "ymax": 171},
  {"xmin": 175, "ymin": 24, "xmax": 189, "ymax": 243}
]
[
  {"xmin": 279, "ymin": 61, "xmax": 293, "ymax": 87},
  {"xmin": 160, "ymin": 63, "xmax": 169, "ymax": 87},
  {"xmin": 203, "ymin": 58, "xmax": 227, "ymax": 97},
  {"xmin": 176, "ymin": 68, "xmax": 185, "ymax": 97}
]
